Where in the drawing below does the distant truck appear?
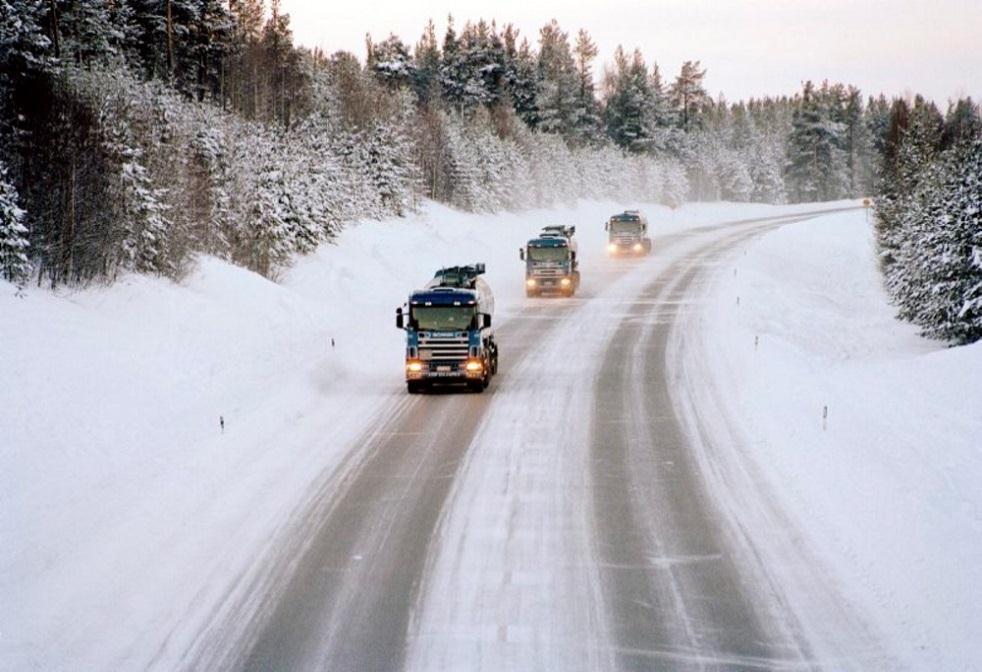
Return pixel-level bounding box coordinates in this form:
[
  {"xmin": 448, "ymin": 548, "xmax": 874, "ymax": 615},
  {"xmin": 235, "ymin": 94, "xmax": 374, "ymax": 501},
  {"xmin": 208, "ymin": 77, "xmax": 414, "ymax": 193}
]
[
  {"xmin": 395, "ymin": 264, "xmax": 498, "ymax": 394},
  {"xmin": 519, "ymin": 225, "xmax": 580, "ymax": 297},
  {"xmin": 606, "ymin": 210, "xmax": 652, "ymax": 255}
]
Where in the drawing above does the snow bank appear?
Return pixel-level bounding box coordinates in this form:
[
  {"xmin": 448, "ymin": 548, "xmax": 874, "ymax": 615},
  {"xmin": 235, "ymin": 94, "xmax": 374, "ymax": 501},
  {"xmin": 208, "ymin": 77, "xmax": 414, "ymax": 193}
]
[{"xmin": 685, "ymin": 210, "xmax": 982, "ymax": 669}]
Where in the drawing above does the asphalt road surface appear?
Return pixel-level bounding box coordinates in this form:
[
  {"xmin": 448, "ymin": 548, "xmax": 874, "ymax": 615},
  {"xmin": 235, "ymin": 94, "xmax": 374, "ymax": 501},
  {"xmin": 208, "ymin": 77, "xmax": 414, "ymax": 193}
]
[{"xmin": 192, "ymin": 207, "xmax": 887, "ymax": 672}]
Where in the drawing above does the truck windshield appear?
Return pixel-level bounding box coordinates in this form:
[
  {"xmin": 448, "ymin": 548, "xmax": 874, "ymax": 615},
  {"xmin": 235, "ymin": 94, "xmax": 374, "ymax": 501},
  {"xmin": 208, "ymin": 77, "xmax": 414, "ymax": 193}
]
[
  {"xmin": 412, "ymin": 306, "xmax": 476, "ymax": 331},
  {"xmin": 610, "ymin": 220, "xmax": 642, "ymax": 234},
  {"xmin": 528, "ymin": 247, "xmax": 569, "ymax": 262}
]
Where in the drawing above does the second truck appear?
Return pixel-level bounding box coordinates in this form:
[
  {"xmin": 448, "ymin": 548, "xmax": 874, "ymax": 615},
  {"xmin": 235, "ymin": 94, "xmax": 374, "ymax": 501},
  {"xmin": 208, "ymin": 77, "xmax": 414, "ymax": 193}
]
[
  {"xmin": 520, "ymin": 225, "xmax": 580, "ymax": 297},
  {"xmin": 606, "ymin": 210, "xmax": 652, "ymax": 256}
]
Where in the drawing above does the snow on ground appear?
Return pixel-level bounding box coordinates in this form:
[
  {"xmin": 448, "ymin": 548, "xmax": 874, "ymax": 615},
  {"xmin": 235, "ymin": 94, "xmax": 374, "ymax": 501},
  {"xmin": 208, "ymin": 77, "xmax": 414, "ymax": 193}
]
[
  {"xmin": 0, "ymin": 197, "xmax": 897, "ymax": 670},
  {"xmin": 1, "ymin": 198, "xmax": 765, "ymax": 670},
  {"xmin": 678, "ymin": 209, "xmax": 982, "ymax": 670}
]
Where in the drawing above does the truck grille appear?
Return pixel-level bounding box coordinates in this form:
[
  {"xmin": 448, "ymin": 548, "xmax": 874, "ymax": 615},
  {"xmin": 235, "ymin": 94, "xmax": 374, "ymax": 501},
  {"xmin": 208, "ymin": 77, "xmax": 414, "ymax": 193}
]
[{"xmin": 419, "ymin": 334, "xmax": 469, "ymax": 361}]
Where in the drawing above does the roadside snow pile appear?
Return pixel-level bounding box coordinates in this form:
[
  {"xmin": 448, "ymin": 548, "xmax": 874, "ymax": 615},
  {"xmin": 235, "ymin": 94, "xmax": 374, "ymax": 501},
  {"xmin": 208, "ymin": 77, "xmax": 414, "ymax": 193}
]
[{"xmin": 684, "ymin": 210, "xmax": 982, "ymax": 670}]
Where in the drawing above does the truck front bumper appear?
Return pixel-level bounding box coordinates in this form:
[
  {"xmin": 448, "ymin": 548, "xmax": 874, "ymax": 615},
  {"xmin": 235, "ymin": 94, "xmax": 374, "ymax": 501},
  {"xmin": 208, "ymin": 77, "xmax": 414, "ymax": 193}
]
[
  {"xmin": 526, "ymin": 276, "xmax": 574, "ymax": 291},
  {"xmin": 406, "ymin": 359, "xmax": 485, "ymax": 382},
  {"xmin": 607, "ymin": 241, "xmax": 646, "ymax": 255}
]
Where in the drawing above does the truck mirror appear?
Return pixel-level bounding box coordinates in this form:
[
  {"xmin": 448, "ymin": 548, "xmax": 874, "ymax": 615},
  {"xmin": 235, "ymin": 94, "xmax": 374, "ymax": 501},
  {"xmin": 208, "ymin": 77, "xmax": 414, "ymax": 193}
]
[
  {"xmin": 570, "ymin": 226, "xmax": 575, "ymax": 235},
  {"xmin": 604, "ymin": 222, "xmax": 609, "ymax": 231},
  {"xmin": 482, "ymin": 313, "xmax": 492, "ymax": 329},
  {"xmin": 519, "ymin": 247, "xmax": 525, "ymax": 261},
  {"xmin": 396, "ymin": 307, "xmax": 404, "ymax": 330}
]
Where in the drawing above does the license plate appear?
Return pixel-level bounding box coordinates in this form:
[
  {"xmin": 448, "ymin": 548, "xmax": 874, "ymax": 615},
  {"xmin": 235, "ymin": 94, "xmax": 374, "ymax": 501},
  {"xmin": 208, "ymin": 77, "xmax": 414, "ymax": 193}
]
[{"xmin": 437, "ymin": 365, "xmax": 451, "ymax": 372}]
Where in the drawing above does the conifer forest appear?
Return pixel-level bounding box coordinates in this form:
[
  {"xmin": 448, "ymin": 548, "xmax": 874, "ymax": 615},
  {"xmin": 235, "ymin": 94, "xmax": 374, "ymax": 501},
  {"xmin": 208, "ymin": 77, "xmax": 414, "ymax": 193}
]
[{"xmin": 1, "ymin": 2, "xmax": 979, "ymax": 341}]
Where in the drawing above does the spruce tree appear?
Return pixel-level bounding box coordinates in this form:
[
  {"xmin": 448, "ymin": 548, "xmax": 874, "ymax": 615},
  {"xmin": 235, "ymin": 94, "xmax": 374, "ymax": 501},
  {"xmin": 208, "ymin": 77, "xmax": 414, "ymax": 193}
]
[
  {"xmin": 785, "ymin": 81, "xmax": 848, "ymax": 202},
  {"xmin": 369, "ymin": 34, "xmax": 415, "ymax": 91},
  {"xmin": 0, "ymin": 161, "xmax": 31, "ymax": 286},
  {"xmin": 602, "ymin": 46, "xmax": 651, "ymax": 152},
  {"xmin": 508, "ymin": 36, "xmax": 539, "ymax": 128},
  {"xmin": 412, "ymin": 20, "xmax": 441, "ymax": 105},
  {"xmin": 439, "ymin": 16, "xmax": 465, "ymax": 109},
  {"xmin": 535, "ymin": 20, "xmax": 578, "ymax": 137}
]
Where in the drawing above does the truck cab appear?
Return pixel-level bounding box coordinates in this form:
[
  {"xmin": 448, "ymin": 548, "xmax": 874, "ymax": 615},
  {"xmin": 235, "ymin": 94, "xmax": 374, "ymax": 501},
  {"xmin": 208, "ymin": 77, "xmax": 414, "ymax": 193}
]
[
  {"xmin": 606, "ymin": 210, "xmax": 652, "ymax": 255},
  {"xmin": 520, "ymin": 225, "xmax": 580, "ymax": 297},
  {"xmin": 396, "ymin": 264, "xmax": 498, "ymax": 394}
]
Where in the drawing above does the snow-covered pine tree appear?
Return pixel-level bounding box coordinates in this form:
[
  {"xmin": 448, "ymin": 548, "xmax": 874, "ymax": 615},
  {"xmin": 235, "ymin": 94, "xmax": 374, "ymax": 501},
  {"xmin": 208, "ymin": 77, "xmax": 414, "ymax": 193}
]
[
  {"xmin": 903, "ymin": 137, "xmax": 982, "ymax": 344},
  {"xmin": 189, "ymin": 124, "xmax": 233, "ymax": 258},
  {"xmin": 509, "ymin": 36, "xmax": 539, "ymax": 128},
  {"xmin": 535, "ymin": 20, "xmax": 578, "ymax": 138},
  {"xmin": 842, "ymin": 86, "xmax": 872, "ymax": 197},
  {"xmin": 941, "ymin": 98, "xmax": 981, "ymax": 150},
  {"xmin": 457, "ymin": 19, "xmax": 504, "ymax": 110},
  {"xmin": 119, "ymin": 148, "xmax": 173, "ymax": 275},
  {"xmin": 412, "ymin": 20, "xmax": 441, "ymax": 104},
  {"xmin": 369, "ymin": 33, "xmax": 415, "ymax": 91},
  {"xmin": 661, "ymin": 158, "xmax": 689, "ymax": 208},
  {"xmin": 570, "ymin": 29, "xmax": 601, "ymax": 146},
  {"xmin": 245, "ymin": 145, "xmax": 293, "ymax": 277},
  {"xmin": 439, "ymin": 16, "xmax": 466, "ymax": 109},
  {"xmin": 669, "ymin": 60, "xmax": 708, "ymax": 132},
  {"xmin": 785, "ymin": 81, "xmax": 848, "ymax": 202},
  {"xmin": 602, "ymin": 47, "xmax": 651, "ymax": 152},
  {"xmin": 0, "ymin": 160, "xmax": 31, "ymax": 286},
  {"xmin": 0, "ymin": 0, "xmax": 51, "ymax": 73},
  {"xmin": 442, "ymin": 113, "xmax": 480, "ymax": 210},
  {"xmin": 57, "ymin": 0, "xmax": 119, "ymax": 65}
]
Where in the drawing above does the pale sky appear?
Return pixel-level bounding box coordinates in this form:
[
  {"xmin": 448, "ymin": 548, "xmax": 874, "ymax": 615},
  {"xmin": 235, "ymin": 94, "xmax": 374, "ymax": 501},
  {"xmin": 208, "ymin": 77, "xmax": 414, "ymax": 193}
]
[{"xmin": 279, "ymin": 0, "xmax": 981, "ymax": 106}]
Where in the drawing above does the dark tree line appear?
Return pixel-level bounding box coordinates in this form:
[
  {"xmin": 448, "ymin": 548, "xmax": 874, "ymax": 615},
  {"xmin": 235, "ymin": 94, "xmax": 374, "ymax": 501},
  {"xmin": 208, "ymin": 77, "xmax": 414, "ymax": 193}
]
[{"xmin": 2, "ymin": 3, "xmax": 977, "ymax": 332}]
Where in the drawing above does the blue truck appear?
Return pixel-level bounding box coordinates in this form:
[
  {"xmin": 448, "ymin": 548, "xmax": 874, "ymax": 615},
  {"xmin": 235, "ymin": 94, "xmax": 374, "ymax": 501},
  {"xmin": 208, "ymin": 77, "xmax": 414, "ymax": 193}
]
[
  {"xmin": 519, "ymin": 225, "xmax": 580, "ymax": 297},
  {"xmin": 606, "ymin": 210, "xmax": 652, "ymax": 255},
  {"xmin": 395, "ymin": 264, "xmax": 498, "ymax": 394}
]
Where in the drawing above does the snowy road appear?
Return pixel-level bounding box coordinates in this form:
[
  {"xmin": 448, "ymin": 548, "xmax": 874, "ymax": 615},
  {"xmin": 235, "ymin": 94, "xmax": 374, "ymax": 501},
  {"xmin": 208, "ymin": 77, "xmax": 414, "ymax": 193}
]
[{"xmin": 185, "ymin": 206, "xmax": 882, "ymax": 672}]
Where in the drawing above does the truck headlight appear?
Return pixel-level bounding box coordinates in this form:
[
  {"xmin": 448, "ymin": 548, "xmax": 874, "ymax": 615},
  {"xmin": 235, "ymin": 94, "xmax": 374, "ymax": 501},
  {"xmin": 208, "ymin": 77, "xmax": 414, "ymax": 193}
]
[
  {"xmin": 465, "ymin": 360, "xmax": 483, "ymax": 372},
  {"xmin": 607, "ymin": 243, "xmax": 618, "ymax": 253},
  {"xmin": 560, "ymin": 277, "xmax": 571, "ymax": 286},
  {"xmin": 633, "ymin": 243, "xmax": 643, "ymax": 252},
  {"xmin": 526, "ymin": 278, "xmax": 536, "ymax": 287},
  {"xmin": 406, "ymin": 361, "xmax": 423, "ymax": 372}
]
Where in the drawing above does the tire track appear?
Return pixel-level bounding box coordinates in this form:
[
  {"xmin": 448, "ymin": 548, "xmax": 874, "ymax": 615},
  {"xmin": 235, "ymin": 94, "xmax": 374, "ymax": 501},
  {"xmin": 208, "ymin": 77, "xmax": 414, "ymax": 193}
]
[{"xmin": 591, "ymin": 214, "xmax": 841, "ymax": 671}]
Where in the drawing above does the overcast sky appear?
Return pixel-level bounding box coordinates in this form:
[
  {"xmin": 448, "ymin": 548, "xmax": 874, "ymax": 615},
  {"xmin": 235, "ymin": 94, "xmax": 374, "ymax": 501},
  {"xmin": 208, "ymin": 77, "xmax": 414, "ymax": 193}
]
[{"xmin": 279, "ymin": 0, "xmax": 980, "ymax": 105}]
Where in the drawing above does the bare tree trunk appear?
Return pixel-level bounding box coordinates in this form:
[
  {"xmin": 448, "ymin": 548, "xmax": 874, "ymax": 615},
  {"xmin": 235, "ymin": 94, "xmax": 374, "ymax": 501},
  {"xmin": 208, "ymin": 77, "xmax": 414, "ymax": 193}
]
[
  {"xmin": 48, "ymin": 0, "xmax": 61, "ymax": 59},
  {"xmin": 166, "ymin": 0, "xmax": 174, "ymax": 77},
  {"xmin": 63, "ymin": 155, "xmax": 76, "ymax": 285}
]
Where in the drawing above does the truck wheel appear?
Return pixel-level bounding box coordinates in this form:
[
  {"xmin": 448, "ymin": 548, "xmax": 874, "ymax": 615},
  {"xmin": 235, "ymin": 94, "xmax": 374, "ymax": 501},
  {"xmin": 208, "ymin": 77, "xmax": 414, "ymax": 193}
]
[
  {"xmin": 407, "ymin": 381, "xmax": 422, "ymax": 394},
  {"xmin": 526, "ymin": 288, "xmax": 537, "ymax": 298},
  {"xmin": 468, "ymin": 380, "xmax": 485, "ymax": 393}
]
